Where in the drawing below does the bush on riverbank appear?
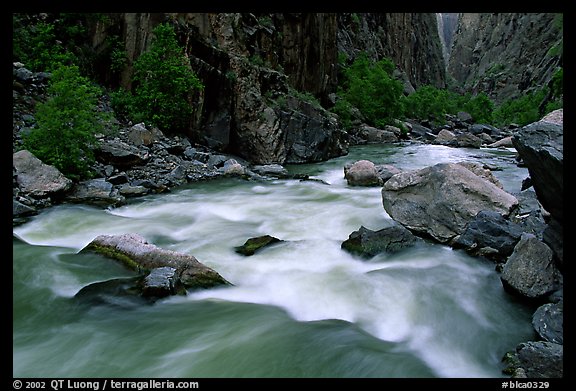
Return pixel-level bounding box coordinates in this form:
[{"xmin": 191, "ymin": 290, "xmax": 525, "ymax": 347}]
[{"xmin": 21, "ymin": 65, "xmax": 104, "ymax": 180}]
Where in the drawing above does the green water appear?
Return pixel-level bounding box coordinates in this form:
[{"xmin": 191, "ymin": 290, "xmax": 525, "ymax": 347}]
[{"xmin": 13, "ymin": 144, "xmax": 534, "ymax": 378}]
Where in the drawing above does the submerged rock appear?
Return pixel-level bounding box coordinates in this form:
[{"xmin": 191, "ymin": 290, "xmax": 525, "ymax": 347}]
[
  {"xmin": 82, "ymin": 233, "xmax": 231, "ymax": 290},
  {"xmin": 235, "ymin": 235, "xmax": 284, "ymax": 256},
  {"xmin": 341, "ymin": 225, "xmax": 420, "ymax": 258}
]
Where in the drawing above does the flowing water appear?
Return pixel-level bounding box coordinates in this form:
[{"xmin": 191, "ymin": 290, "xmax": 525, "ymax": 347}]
[{"xmin": 13, "ymin": 143, "xmax": 535, "ymax": 378}]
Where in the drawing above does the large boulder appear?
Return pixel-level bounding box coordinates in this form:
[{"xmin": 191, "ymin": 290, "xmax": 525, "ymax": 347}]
[
  {"xmin": 382, "ymin": 162, "xmax": 518, "ymax": 243},
  {"xmin": 353, "ymin": 124, "xmax": 399, "ymax": 143},
  {"xmin": 95, "ymin": 139, "xmax": 150, "ymax": 168},
  {"xmin": 512, "ymin": 120, "xmax": 563, "ymax": 223},
  {"xmin": 500, "ymin": 233, "xmax": 560, "ymax": 300},
  {"xmin": 82, "ymin": 233, "xmax": 231, "ymax": 290},
  {"xmin": 13, "ymin": 150, "xmax": 72, "ymax": 197}
]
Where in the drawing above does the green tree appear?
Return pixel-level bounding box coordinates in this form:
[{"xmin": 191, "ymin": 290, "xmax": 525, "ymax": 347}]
[
  {"xmin": 336, "ymin": 52, "xmax": 404, "ymax": 128},
  {"xmin": 129, "ymin": 23, "xmax": 203, "ymax": 132},
  {"xmin": 21, "ymin": 65, "xmax": 103, "ymax": 179}
]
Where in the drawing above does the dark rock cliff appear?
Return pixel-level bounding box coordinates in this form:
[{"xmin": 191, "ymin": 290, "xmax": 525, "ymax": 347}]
[
  {"xmin": 337, "ymin": 13, "xmax": 447, "ymax": 90},
  {"xmin": 448, "ymin": 13, "xmax": 563, "ymax": 103},
  {"xmin": 87, "ymin": 12, "xmax": 447, "ymax": 164}
]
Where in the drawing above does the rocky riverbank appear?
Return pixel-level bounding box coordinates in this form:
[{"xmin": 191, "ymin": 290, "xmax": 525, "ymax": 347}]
[{"xmin": 341, "ymin": 111, "xmax": 563, "ymax": 378}]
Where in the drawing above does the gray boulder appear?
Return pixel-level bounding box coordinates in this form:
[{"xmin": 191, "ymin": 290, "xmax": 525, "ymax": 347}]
[
  {"xmin": 500, "ymin": 233, "xmax": 559, "ymax": 300},
  {"xmin": 512, "ymin": 121, "xmax": 563, "ymax": 223},
  {"xmin": 127, "ymin": 123, "xmax": 164, "ymax": 146},
  {"xmin": 354, "ymin": 124, "xmax": 399, "ymax": 143},
  {"xmin": 341, "ymin": 225, "xmax": 420, "ymax": 258},
  {"xmin": 82, "ymin": 233, "xmax": 231, "ymax": 290},
  {"xmin": 532, "ymin": 302, "xmax": 563, "ymax": 344},
  {"xmin": 345, "ymin": 160, "xmax": 382, "ymax": 187},
  {"xmin": 141, "ymin": 267, "xmax": 183, "ymax": 299},
  {"xmin": 382, "ymin": 162, "xmax": 518, "ymax": 243},
  {"xmin": 434, "ymin": 129, "xmax": 456, "ymax": 145},
  {"xmin": 251, "ymin": 164, "xmax": 289, "ymax": 178},
  {"xmin": 455, "ymin": 132, "xmax": 482, "ymax": 148},
  {"xmin": 13, "ymin": 150, "xmax": 72, "ymax": 197}
]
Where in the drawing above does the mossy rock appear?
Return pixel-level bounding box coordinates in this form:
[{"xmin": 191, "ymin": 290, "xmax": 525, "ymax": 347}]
[{"xmin": 235, "ymin": 235, "xmax": 284, "ymax": 256}]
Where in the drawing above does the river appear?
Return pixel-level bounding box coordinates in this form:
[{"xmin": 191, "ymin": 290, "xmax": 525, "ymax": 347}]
[{"xmin": 13, "ymin": 143, "xmax": 535, "ymax": 378}]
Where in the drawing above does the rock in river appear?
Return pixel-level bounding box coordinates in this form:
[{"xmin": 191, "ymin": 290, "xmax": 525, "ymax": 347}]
[
  {"xmin": 382, "ymin": 162, "xmax": 518, "ymax": 243},
  {"xmin": 82, "ymin": 233, "xmax": 231, "ymax": 290}
]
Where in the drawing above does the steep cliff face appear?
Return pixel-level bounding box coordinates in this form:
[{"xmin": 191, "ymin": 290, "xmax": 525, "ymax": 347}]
[
  {"xmin": 337, "ymin": 13, "xmax": 447, "ymax": 89},
  {"xmin": 88, "ymin": 13, "xmax": 447, "ymax": 164},
  {"xmin": 436, "ymin": 13, "xmax": 459, "ymax": 67},
  {"xmin": 448, "ymin": 13, "xmax": 563, "ymax": 103}
]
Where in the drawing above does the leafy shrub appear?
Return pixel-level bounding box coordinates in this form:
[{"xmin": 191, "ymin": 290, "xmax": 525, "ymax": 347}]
[
  {"xmin": 463, "ymin": 93, "xmax": 494, "ymax": 124},
  {"xmin": 21, "ymin": 65, "xmax": 103, "ymax": 179},
  {"xmin": 126, "ymin": 23, "xmax": 203, "ymax": 132},
  {"xmin": 492, "ymin": 89, "xmax": 548, "ymax": 127},
  {"xmin": 337, "ymin": 52, "xmax": 404, "ymax": 127}
]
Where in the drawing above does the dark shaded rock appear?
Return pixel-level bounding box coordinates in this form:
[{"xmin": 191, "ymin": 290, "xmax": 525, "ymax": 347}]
[
  {"xmin": 82, "ymin": 233, "xmax": 231, "ymax": 290},
  {"xmin": 504, "ymin": 341, "xmax": 563, "ymax": 378},
  {"xmin": 532, "ymin": 302, "xmax": 563, "ymax": 344},
  {"xmin": 543, "ymin": 218, "xmax": 563, "ymax": 268},
  {"xmin": 344, "ymin": 160, "xmax": 381, "ymax": 187},
  {"xmin": 375, "ymin": 164, "xmax": 401, "ymax": 184},
  {"xmin": 13, "ymin": 199, "xmax": 37, "ymax": 218},
  {"xmin": 96, "ymin": 140, "xmax": 150, "ymax": 168},
  {"xmin": 407, "ymin": 122, "xmax": 434, "ymax": 139},
  {"xmin": 341, "ymin": 225, "xmax": 420, "ymax": 258},
  {"xmin": 65, "ymin": 179, "xmax": 126, "ymax": 207},
  {"xmin": 455, "ymin": 132, "xmax": 482, "ymax": 148},
  {"xmin": 107, "ymin": 173, "xmax": 129, "ymax": 185},
  {"xmin": 13, "ymin": 150, "xmax": 73, "ymax": 197},
  {"xmin": 469, "ymin": 123, "xmax": 496, "ymax": 135},
  {"xmin": 500, "ymin": 233, "xmax": 560, "ymax": 301},
  {"xmin": 74, "ymin": 276, "xmax": 147, "ymax": 308},
  {"xmin": 141, "ymin": 267, "xmax": 185, "ymax": 298},
  {"xmin": 452, "ymin": 210, "xmax": 523, "ymax": 262},
  {"xmin": 235, "ymin": 235, "xmax": 283, "ymax": 256},
  {"xmin": 382, "ymin": 162, "xmax": 518, "ymax": 243},
  {"xmin": 512, "ymin": 121, "xmax": 563, "ymax": 223}
]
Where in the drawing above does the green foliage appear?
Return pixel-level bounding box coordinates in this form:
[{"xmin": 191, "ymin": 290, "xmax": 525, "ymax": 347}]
[
  {"xmin": 21, "ymin": 65, "xmax": 103, "ymax": 179},
  {"xmin": 492, "ymin": 89, "xmax": 548, "ymax": 127},
  {"xmin": 249, "ymin": 54, "xmax": 265, "ymax": 67},
  {"xmin": 332, "ymin": 99, "xmax": 354, "ymax": 130},
  {"xmin": 403, "ymin": 85, "xmax": 459, "ymax": 124},
  {"xmin": 13, "ymin": 17, "xmax": 76, "ymax": 72},
  {"xmin": 108, "ymin": 36, "xmax": 128, "ymax": 72},
  {"xmin": 463, "ymin": 93, "xmax": 494, "ymax": 124},
  {"xmin": 337, "ymin": 52, "xmax": 404, "ymax": 128},
  {"xmin": 127, "ymin": 23, "xmax": 203, "ymax": 132},
  {"xmin": 550, "ymin": 68, "xmax": 563, "ymax": 97}
]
